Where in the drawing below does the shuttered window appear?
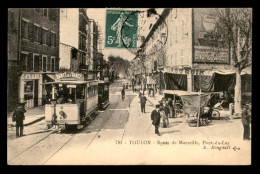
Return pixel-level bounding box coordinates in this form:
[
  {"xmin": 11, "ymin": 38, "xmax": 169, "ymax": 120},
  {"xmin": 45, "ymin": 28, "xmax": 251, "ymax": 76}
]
[
  {"xmin": 55, "ymin": 57, "xmax": 59, "ymax": 71},
  {"xmin": 34, "ymin": 55, "xmax": 39, "ymax": 72},
  {"xmin": 28, "ymin": 22, "xmax": 34, "ymax": 41},
  {"xmin": 39, "ymin": 56, "xmax": 42, "ymax": 71},
  {"xmin": 47, "ymin": 57, "xmax": 51, "ymax": 71},
  {"xmin": 43, "ymin": 56, "xmax": 47, "ymax": 72},
  {"xmin": 21, "ymin": 20, "xmax": 29, "ymax": 39},
  {"xmin": 28, "ymin": 53, "xmax": 33, "ymax": 72},
  {"xmin": 51, "ymin": 58, "xmax": 55, "ymax": 72}
]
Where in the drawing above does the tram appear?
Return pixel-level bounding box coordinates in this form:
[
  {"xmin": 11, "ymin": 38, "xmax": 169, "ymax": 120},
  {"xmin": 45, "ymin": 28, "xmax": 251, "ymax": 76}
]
[
  {"xmin": 98, "ymin": 80, "xmax": 110, "ymax": 110},
  {"xmin": 42, "ymin": 72, "xmax": 99, "ymax": 130}
]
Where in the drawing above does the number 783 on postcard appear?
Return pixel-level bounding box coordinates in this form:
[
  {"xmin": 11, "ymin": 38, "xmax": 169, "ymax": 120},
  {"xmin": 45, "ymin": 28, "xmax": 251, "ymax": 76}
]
[{"xmin": 105, "ymin": 10, "xmax": 138, "ymax": 49}]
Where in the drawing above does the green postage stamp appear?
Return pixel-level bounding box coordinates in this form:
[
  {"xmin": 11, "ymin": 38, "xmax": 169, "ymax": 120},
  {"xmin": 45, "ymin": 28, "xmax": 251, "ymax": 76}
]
[{"xmin": 105, "ymin": 10, "xmax": 138, "ymax": 49}]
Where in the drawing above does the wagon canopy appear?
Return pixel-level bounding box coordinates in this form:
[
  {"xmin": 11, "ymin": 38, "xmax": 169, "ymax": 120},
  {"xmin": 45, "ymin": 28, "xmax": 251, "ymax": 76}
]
[{"xmin": 163, "ymin": 90, "xmax": 212, "ymax": 116}]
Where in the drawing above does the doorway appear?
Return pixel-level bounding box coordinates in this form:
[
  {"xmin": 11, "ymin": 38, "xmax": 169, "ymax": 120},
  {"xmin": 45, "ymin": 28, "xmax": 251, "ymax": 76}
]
[{"xmin": 34, "ymin": 80, "xmax": 38, "ymax": 107}]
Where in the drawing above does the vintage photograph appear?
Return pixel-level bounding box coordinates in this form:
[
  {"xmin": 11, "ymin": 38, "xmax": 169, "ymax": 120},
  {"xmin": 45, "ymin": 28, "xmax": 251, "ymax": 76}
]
[{"xmin": 7, "ymin": 8, "xmax": 252, "ymax": 165}]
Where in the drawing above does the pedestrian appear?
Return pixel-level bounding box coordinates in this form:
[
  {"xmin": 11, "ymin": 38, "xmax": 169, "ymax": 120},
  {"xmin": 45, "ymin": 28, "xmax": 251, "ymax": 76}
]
[
  {"xmin": 163, "ymin": 102, "xmax": 170, "ymax": 125},
  {"xmin": 167, "ymin": 97, "xmax": 174, "ymax": 118},
  {"xmin": 159, "ymin": 107, "xmax": 168, "ymax": 128},
  {"xmin": 241, "ymin": 104, "xmax": 251, "ymax": 140},
  {"xmin": 121, "ymin": 87, "xmax": 125, "ymax": 101},
  {"xmin": 151, "ymin": 104, "xmax": 161, "ymax": 136},
  {"xmin": 140, "ymin": 94, "xmax": 147, "ymax": 113},
  {"xmin": 12, "ymin": 103, "xmax": 27, "ymax": 137}
]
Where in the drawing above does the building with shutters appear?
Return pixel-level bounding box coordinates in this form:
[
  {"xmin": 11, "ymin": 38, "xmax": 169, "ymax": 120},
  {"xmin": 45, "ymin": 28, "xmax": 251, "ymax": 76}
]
[
  {"xmin": 140, "ymin": 8, "xmax": 251, "ymax": 104},
  {"xmin": 8, "ymin": 8, "xmax": 60, "ymax": 110},
  {"xmin": 59, "ymin": 8, "xmax": 90, "ymax": 74}
]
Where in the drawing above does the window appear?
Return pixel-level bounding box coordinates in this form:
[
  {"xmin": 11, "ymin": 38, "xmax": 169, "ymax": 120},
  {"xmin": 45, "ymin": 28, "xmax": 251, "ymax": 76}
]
[
  {"xmin": 34, "ymin": 55, "xmax": 39, "ymax": 72},
  {"xmin": 38, "ymin": 27, "xmax": 43, "ymax": 44},
  {"xmin": 8, "ymin": 10, "xmax": 14, "ymax": 30},
  {"xmin": 55, "ymin": 57, "xmax": 59, "ymax": 71},
  {"xmin": 42, "ymin": 29, "xmax": 47, "ymax": 45},
  {"xmin": 39, "ymin": 56, "xmax": 42, "ymax": 71},
  {"xmin": 47, "ymin": 57, "xmax": 51, "ymax": 71},
  {"xmin": 21, "ymin": 20, "xmax": 29, "ymax": 39},
  {"xmin": 49, "ymin": 9, "xmax": 57, "ymax": 22},
  {"xmin": 20, "ymin": 53, "xmax": 27, "ymax": 71},
  {"xmin": 51, "ymin": 32, "xmax": 56, "ymax": 47},
  {"xmin": 181, "ymin": 49, "xmax": 184, "ymax": 65},
  {"xmin": 24, "ymin": 81, "xmax": 34, "ymax": 100},
  {"xmin": 47, "ymin": 31, "xmax": 51, "ymax": 46},
  {"xmin": 34, "ymin": 25, "xmax": 39, "ymax": 42},
  {"xmin": 34, "ymin": 8, "xmax": 41, "ymax": 13},
  {"xmin": 27, "ymin": 53, "xmax": 33, "ymax": 71},
  {"xmin": 43, "ymin": 56, "xmax": 47, "ymax": 72},
  {"xmin": 51, "ymin": 58, "xmax": 55, "ymax": 72},
  {"xmin": 43, "ymin": 8, "xmax": 48, "ymax": 18}
]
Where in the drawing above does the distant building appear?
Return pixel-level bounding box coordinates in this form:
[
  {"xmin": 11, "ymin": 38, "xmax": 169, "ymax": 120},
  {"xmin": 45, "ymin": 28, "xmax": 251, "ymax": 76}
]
[
  {"xmin": 59, "ymin": 8, "xmax": 89, "ymax": 74},
  {"xmin": 8, "ymin": 8, "xmax": 60, "ymax": 110},
  {"xmin": 88, "ymin": 19, "xmax": 99, "ymax": 80}
]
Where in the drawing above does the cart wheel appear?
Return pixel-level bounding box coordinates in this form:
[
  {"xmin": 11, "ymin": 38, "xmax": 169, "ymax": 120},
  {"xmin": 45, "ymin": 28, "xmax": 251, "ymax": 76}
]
[
  {"xmin": 212, "ymin": 110, "xmax": 220, "ymax": 120},
  {"xmin": 185, "ymin": 113, "xmax": 190, "ymax": 118}
]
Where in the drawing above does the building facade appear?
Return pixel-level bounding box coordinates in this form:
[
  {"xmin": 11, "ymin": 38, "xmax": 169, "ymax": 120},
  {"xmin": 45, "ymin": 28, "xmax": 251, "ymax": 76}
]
[
  {"xmin": 59, "ymin": 8, "xmax": 89, "ymax": 73},
  {"xmin": 88, "ymin": 19, "xmax": 99, "ymax": 80},
  {"xmin": 141, "ymin": 8, "xmax": 251, "ymax": 101},
  {"xmin": 8, "ymin": 8, "xmax": 60, "ymax": 109}
]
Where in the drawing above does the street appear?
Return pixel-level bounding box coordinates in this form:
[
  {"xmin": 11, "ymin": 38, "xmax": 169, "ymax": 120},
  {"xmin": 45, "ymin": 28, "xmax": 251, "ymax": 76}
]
[{"xmin": 7, "ymin": 80, "xmax": 251, "ymax": 165}]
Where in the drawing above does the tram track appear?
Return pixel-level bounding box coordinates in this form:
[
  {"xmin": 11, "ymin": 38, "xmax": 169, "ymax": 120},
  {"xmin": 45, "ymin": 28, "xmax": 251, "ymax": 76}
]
[
  {"xmin": 7, "ymin": 127, "xmax": 61, "ymax": 163},
  {"xmin": 9, "ymin": 82, "xmax": 130, "ymax": 165}
]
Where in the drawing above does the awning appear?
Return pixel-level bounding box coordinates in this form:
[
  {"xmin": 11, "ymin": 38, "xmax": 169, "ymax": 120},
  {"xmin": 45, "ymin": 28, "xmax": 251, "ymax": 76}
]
[
  {"xmin": 147, "ymin": 76, "xmax": 156, "ymax": 84},
  {"xmin": 213, "ymin": 69, "xmax": 252, "ymax": 75},
  {"xmin": 46, "ymin": 74, "xmax": 55, "ymax": 80},
  {"xmin": 163, "ymin": 90, "xmax": 211, "ymax": 96}
]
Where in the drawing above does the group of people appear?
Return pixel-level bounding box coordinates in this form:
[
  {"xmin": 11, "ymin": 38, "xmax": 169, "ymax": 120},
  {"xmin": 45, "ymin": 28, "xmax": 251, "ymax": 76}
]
[{"xmin": 150, "ymin": 97, "xmax": 176, "ymax": 136}]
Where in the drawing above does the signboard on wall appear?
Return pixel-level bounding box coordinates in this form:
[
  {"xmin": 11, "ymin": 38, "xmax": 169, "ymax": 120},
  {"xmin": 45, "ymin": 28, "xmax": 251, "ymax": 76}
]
[{"xmin": 194, "ymin": 46, "xmax": 229, "ymax": 64}]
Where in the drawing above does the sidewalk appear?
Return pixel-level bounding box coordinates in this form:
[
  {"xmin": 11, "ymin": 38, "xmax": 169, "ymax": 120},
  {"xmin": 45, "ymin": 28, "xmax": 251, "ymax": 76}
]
[{"xmin": 7, "ymin": 106, "xmax": 45, "ymax": 127}]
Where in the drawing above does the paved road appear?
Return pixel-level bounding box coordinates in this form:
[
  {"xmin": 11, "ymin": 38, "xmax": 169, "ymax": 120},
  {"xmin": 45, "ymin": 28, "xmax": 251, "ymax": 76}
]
[
  {"xmin": 7, "ymin": 80, "xmax": 251, "ymax": 165},
  {"xmin": 8, "ymin": 80, "xmax": 136, "ymax": 165}
]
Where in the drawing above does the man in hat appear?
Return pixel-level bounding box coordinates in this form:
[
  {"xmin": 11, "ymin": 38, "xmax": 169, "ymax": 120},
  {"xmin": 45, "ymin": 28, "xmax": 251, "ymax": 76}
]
[
  {"xmin": 12, "ymin": 103, "xmax": 27, "ymax": 137},
  {"xmin": 151, "ymin": 104, "xmax": 161, "ymax": 136},
  {"xmin": 241, "ymin": 104, "xmax": 251, "ymax": 140},
  {"xmin": 140, "ymin": 93, "xmax": 147, "ymax": 113}
]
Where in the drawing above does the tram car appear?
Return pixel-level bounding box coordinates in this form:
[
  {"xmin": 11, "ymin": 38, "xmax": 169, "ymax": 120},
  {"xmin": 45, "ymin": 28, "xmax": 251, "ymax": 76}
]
[
  {"xmin": 42, "ymin": 72, "xmax": 99, "ymax": 130},
  {"xmin": 98, "ymin": 80, "xmax": 110, "ymax": 110}
]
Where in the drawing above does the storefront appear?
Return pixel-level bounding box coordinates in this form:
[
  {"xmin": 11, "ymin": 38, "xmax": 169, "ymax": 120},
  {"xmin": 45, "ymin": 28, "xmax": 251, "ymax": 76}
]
[
  {"xmin": 18, "ymin": 72, "xmax": 57, "ymax": 109},
  {"xmin": 19, "ymin": 73, "xmax": 43, "ymax": 108}
]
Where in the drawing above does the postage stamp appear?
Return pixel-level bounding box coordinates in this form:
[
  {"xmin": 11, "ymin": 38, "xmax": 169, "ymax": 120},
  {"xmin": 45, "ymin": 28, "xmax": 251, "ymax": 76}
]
[{"xmin": 105, "ymin": 9, "xmax": 138, "ymax": 49}]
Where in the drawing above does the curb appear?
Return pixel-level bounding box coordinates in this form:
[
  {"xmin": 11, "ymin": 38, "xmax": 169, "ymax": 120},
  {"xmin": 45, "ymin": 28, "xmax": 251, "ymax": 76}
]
[{"xmin": 8, "ymin": 116, "xmax": 45, "ymax": 127}]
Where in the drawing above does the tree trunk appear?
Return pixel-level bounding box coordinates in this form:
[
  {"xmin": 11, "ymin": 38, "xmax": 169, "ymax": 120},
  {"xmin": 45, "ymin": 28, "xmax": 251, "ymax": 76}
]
[{"xmin": 234, "ymin": 68, "xmax": 242, "ymax": 115}]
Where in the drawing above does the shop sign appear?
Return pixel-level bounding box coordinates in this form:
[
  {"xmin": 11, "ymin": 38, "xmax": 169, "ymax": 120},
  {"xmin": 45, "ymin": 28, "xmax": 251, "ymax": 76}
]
[
  {"xmin": 194, "ymin": 46, "xmax": 229, "ymax": 64},
  {"xmin": 56, "ymin": 72, "xmax": 83, "ymax": 80}
]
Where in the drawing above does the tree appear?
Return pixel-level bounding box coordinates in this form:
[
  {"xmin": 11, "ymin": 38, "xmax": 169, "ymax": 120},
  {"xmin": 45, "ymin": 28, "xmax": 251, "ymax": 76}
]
[
  {"xmin": 213, "ymin": 8, "xmax": 252, "ymax": 114},
  {"xmin": 108, "ymin": 55, "xmax": 130, "ymax": 78}
]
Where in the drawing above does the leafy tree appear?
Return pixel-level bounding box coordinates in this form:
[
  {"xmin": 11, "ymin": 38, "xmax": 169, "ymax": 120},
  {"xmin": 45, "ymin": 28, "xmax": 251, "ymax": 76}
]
[{"xmin": 213, "ymin": 8, "xmax": 252, "ymax": 114}]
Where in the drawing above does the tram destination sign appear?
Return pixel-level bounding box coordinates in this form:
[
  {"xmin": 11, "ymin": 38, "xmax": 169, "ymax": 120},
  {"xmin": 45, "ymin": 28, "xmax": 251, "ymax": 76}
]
[
  {"xmin": 56, "ymin": 72, "xmax": 83, "ymax": 81},
  {"xmin": 194, "ymin": 46, "xmax": 229, "ymax": 64}
]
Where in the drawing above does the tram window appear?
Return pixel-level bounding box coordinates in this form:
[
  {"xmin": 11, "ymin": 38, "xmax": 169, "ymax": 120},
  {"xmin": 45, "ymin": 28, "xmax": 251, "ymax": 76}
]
[{"xmin": 76, "ymin": 86, "xmax": 85, "ymax": 99}]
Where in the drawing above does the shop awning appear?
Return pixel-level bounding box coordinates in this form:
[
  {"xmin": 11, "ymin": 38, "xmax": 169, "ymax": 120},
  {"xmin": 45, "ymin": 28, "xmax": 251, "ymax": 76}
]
[
  {"xmin": 213, "ymin": 69, "xmax": 252, "ymax": 75},
  {"xmin": 46, "ymin": 74, "xmax": 55, "ymax": 80}
]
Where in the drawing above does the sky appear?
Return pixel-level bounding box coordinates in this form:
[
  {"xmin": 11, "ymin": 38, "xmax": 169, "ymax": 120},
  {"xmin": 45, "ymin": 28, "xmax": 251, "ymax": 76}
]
[{"xmin": 87, "ymin": 8, "xmax": 164, "ymax": 62}]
